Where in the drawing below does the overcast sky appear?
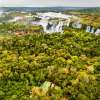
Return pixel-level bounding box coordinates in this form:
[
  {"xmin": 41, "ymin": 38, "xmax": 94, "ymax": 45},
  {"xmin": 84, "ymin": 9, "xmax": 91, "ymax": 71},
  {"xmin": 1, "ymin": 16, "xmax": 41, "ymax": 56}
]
[{"xmin": 0, "ymin": 0, "xmax": 100, "ymax": 7}]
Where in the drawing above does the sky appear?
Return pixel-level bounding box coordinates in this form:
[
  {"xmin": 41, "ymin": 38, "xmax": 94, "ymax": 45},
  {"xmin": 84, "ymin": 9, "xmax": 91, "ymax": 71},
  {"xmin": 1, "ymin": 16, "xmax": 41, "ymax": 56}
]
[{"xmin": 0, "ymin": 0, "xmax": 100, "ymax": 7}]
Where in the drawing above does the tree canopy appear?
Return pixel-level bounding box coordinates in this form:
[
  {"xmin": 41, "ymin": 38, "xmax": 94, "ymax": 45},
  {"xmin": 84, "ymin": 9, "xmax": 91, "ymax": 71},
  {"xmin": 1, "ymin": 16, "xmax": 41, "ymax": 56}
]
[{"xmin": 0, "ymin": 28, "xmax": 100, "ymax": 100}]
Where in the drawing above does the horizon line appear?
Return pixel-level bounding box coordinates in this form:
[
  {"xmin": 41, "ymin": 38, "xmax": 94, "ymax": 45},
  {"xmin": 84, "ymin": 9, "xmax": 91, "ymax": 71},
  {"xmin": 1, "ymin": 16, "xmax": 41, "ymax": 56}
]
[{"xmin": 0, "ymin": 6, "xmax": 100, "ymax": 8}]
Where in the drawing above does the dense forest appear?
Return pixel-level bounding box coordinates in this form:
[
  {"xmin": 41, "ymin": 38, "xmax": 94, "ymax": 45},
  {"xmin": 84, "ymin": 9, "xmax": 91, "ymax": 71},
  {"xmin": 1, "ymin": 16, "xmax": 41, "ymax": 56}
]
[
  {"xmin": 64, "ymin": 7, "xmax": 100, "ymax": 15},
  {"xmin": 0, "ymin": 27, "xmax": 100, "ymax": 100},
  {"xmin": 76, "ymin": 7, "xmax": 100, "ymax": 14},
  {"xmin": 64, "ymin": 8, "xmax": 100, "ymax": 28}
]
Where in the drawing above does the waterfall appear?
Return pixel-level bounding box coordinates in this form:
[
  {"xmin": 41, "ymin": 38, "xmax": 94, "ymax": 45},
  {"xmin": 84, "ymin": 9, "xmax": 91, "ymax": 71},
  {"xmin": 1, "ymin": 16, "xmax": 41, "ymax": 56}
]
[
  {"xmin": 95, "ymin": 29, "xmax": 100, "ymax": 35},
  {"xmin": 72, "ymin": 23, "xmax": 76, "ymax": 28},
  {"xmin": 66, "ymin": 19, "xmax": 71, "ymax": 27},
  {"xmin": 47, "ymin": 23, "xmax": 56, "ymax": 33},
  {"xmin": 41, "ymin": 22, "xmax": 48, "ymax": 33},
  {"xmin": 90, "ymin": 27, "xmax": 95, "ymax": 33},
  {"xmin": 86, "ymin": 26, "xmax": 91, "ymax": 32},
  {"xmin": 31, "ymin": 14, "xmax": 98, "ymax": 34},
  {"xmin": 51, "ymin": 24, "xmax": 57, "ymax": 33},
  {"xmin": 76, "ymin": 23, "xmax": 82, "ymax": 29},
  {"xmin": 72, "ymin": 22, "xmax": 82, "ymax": 29},
  {"xmin": 55, "ymin": 21, "xmax": 63, "ymax": 32}
]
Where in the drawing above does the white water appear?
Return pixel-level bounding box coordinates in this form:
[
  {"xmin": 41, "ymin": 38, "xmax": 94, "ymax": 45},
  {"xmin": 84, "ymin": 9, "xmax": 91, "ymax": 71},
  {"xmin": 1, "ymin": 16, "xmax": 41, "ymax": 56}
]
[
  {"xmin": 86, "ymin": 26, "xmax": 91, "ymax": 33},
  {"xmin": 90, "ymin": 28, "xmax": 95, "ymax": 33},
  {"xmin": 95, "ymin": 29, "xmax": 100, "ymax": 35},
  {"xmin": 31, "ymin": 19, "xmax": 65, "ymax": 33},
  {"xmin": 72, "ymin": 22, "xmax": 82, "ymax": 29},
  {"xmin": 7, "ymin": 12, "xmax": 98, "ymax": 34}
]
